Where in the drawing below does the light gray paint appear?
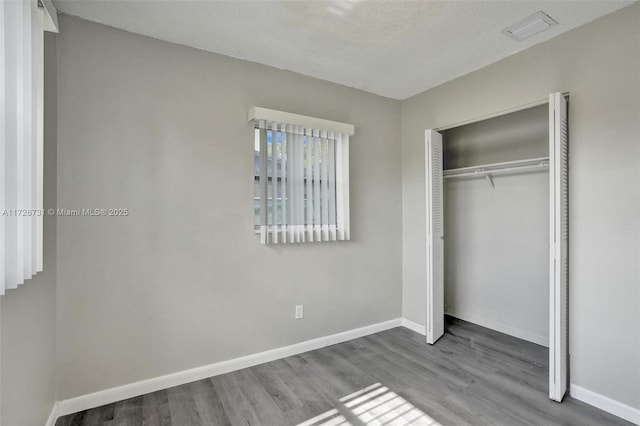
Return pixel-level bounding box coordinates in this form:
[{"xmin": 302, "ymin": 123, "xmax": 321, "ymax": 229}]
[
  {"xmin": 443, "ymin": 105, "xmax": 548, "ymax": 169},
  {"xmin": 55, "ymin": 15, "xmax": 402, "ymax": 399},
  {"xmin": 402, "ymin": 3, "xmax": 640, "ymax": 409},
  {"xmin": 0, "ymin": 34, "xmax": 58, "ymax": 426},
  {"xmin": 443, "ymin": 106, "xmax": 549, "ymax": 345}
]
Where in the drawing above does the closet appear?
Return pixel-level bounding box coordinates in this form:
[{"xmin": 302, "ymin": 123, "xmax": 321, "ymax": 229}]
[{"xmin": 424, "ymin": 92, "xmax": 569, "ymax": 402}]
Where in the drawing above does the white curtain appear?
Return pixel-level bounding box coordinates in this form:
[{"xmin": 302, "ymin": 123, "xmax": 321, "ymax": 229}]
[
  {"xmin": 255, "ymin": 120, "xmax": 350, "ymax": 245},
  {"xmin": 1, "ymin": 0, "xmax": 45, "ymax": 294}
]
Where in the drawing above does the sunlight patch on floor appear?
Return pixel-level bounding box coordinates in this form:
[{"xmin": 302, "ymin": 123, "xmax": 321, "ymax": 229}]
[
  {"xmin": 298, "ymin": 383, "xmax": 442, "ymax": 426},
  {"xmin": 297, "ymin": 408, "xmax": 350, "ymax": 426}
]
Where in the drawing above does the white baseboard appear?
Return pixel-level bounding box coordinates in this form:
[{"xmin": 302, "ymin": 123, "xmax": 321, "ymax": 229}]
[
  {"xmin": 43, "ymin": 318, "xmax": 640, "ymax": 426},
  {"xmin": 570, "ymin": 384, "xmax": 640, "ymax": 425},
  {"xmin": 57, "ymin": 318, "xmax": 402, "ymax": 418},
  {"xmin": 401, "ymin": 318, "xmax": 426, "ymax": 335},
  {"xmin": 446, "ymin": 311, "xmax": 548, "ymax": 347},
  {"xmin": 45, "ymin": 401, "xmax": 59, "ymax": 426}
]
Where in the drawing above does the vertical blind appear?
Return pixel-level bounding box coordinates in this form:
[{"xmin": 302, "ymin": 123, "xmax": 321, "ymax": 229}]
[
  {"xmin": 250, "ymin": 108, "xmax": 354, "ymax": 245},
  {"xmin": 1, "ymin": 0, "xmax": 49, "ymax": 294}
]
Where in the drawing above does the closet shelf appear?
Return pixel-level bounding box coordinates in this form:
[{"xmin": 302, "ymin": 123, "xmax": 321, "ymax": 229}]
[
  {"xmin": 443, "ymin": 156, "xmax": 549, "ymax": 189},
  {"xmin": 443, "ymin": 156, "xmax": 549, "ymax": 179}
]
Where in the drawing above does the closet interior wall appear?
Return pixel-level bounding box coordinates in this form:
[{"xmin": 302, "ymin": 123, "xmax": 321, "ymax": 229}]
[{"xmin": 442, "ymin": 105, "xmax": 550, "ymax": 346}]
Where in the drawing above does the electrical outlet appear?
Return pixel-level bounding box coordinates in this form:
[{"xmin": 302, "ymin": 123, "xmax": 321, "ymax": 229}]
[{"xmin": 295, "ymin": 305, "xmax": 304, "ymax": 319}]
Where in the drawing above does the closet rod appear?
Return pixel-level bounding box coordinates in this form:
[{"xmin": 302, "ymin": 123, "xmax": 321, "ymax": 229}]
[{"xmin": 443, "ymin": 156, "xmax": 549, "ymax": 179}]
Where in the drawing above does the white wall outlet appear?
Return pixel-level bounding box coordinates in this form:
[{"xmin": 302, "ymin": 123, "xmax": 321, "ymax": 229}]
[{"xmin": 295, "ymin": 305, "xmax": 304, "ymax": 319}]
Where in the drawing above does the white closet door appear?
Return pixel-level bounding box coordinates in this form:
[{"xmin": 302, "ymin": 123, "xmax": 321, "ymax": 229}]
[
  {"xmin": 425, "ymin": 130, "xmax": 444, "ymax": 344},
  {"xmin": 549, "ymin": 92, "xmax": 569, "ymax": 402}
]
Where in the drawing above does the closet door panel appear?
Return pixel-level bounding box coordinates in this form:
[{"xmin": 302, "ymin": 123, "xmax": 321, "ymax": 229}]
[
  {"xmin": 549, "ymin": 92, "xmax": 569, "ymax": 402},
  {"xmin": 425, "ymin": 129, "xmax": 444, "ymax": 344}
]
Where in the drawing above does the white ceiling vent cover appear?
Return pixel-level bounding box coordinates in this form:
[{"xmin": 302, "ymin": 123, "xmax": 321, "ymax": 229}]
[{"xmin": 502, "ymin": 11, "xmax": 558, "ymax": 41}]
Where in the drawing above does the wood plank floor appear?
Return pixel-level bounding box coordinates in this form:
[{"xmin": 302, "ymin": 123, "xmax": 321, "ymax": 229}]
[{"xmin": 56, "ymin": 318, "xmax": 632, "ymax": 426}]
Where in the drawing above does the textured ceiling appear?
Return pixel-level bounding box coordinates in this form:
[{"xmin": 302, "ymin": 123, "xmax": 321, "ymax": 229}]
[{"xmin": 53, "ymin": 0, "xmax": 634, "ymax": 100}]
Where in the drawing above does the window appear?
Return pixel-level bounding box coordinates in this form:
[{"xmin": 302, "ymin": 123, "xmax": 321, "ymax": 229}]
[
  {"xmin": 249, "ymin": 107, "xmax": 354, "ymax": 245},
  {"xmin": 1, "ymin": 0, "xmax": 57, "ymax": 294}
]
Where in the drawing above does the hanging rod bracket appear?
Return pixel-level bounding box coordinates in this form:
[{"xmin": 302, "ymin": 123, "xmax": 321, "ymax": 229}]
[{"xmin": 484, "ymin": 173, "xmax": 495, "ymax": 189}]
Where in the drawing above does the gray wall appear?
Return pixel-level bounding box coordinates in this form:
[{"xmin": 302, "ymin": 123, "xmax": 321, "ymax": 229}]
[
  {"xmin": 443, "ymin": 106, "xmax": 549, "ymax": 345},
  {"xmin": 55, "ymin": 16, "xmax": 402, "ymax": 399},
  {"xmin": 0, "ymin": 34, "xmax": 58, "ymax": 426},
  {"xmin": 443, "ymin": 105, "xmax": 548, "ymax": 169},
  {"xmin": 402, "ymin": 3, "xmax": 639, "ymax": 409}
]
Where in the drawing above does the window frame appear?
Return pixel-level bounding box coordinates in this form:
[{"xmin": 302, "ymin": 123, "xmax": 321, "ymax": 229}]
[{"xmin": 249, "ymin": 107, "xmax": 353, "ymax": 244}]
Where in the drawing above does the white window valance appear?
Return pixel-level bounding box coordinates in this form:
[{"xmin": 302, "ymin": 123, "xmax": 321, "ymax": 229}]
[{"xmin": 248, "ymin": 107, "xmax": 355, "ymax": 137}]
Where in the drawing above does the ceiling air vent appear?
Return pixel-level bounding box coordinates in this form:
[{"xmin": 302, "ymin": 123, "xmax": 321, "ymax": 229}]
[{"xmin": 502, "ymin": 11, "xmax": 558, "ymax": 41}]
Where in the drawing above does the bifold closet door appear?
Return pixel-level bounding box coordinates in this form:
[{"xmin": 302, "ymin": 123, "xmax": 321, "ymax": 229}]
[
  {"xmin": 549, "ymin": 92, "xmax": 569, "ymax": 402},
  {"xmin": 425, "ymin": 130, "xmax": 444, "ymax": 344}
]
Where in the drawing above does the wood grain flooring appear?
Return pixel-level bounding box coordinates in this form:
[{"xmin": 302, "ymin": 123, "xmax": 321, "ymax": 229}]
[{"xmin": 56, "ymin": 317, "xmax": 632, "ymax": 426}]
